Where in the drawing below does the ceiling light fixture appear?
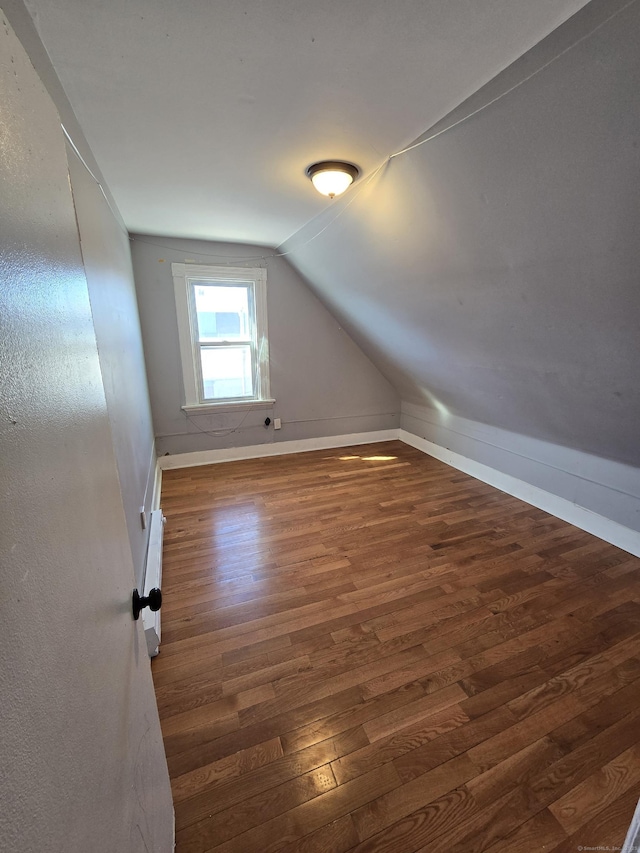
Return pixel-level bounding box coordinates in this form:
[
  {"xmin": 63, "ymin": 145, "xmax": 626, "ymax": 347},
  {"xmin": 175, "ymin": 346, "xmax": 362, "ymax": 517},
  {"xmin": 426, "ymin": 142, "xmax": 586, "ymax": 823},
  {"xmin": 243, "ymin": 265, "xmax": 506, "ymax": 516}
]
[{"xmin": 306, "ymin": 161, "xmax": 360, "ymax": 199}]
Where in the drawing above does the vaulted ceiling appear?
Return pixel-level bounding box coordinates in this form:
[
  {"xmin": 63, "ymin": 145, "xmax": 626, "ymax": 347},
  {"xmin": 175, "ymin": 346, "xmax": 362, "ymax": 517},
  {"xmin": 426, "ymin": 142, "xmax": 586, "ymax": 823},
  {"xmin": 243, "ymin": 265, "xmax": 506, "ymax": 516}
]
[
  {"xmin": 22, "ymin": 0, "xmax": 640, "ymax": 469},
  {"xmin": 281, "ymin": 0, "xmax": 640, "ymax": 466},
  {"xmin": 24, "ymin": 0, "xmax": 590, "ymax": 245}
]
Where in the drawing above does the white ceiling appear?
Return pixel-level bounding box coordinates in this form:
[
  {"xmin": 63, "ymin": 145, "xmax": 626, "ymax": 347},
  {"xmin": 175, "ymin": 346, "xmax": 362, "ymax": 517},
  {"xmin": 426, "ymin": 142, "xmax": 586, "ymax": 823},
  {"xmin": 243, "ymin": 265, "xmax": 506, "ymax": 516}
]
[{"xmin": 26, "ymin": 0, "xmax": 592, "ymax": 246}]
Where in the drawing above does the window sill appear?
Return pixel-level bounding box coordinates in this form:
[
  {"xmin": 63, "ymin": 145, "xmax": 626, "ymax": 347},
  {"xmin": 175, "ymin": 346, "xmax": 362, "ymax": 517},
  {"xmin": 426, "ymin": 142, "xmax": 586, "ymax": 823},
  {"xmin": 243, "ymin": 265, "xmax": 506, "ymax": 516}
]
[{"xmin": 182, "ymin": 399, "xmax": 276, "ymax": 415}]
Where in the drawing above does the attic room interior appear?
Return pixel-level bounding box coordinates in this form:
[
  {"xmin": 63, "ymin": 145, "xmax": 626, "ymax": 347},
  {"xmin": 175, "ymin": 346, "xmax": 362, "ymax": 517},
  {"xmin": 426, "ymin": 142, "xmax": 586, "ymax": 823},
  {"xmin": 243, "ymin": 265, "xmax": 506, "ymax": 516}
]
[{"xmin": 1, "ymin": 0, "xmax": 640, "ymax": 851}]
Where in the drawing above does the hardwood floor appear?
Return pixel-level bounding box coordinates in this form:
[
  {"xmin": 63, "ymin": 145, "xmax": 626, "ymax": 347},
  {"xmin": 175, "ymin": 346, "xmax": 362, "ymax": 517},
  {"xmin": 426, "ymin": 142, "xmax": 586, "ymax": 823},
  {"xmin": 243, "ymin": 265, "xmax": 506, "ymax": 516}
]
[{"xmin": 153, "ymin": 440, "xmax": 640, "ymax": 853}]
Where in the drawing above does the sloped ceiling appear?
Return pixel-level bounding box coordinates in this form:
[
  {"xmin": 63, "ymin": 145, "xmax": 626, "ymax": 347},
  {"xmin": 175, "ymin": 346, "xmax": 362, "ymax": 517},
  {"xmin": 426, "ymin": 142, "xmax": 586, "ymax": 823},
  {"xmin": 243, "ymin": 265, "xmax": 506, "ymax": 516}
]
[
  {"xmin": 23, "ymin": 0, "xmax": 591, "ymax": 245},
  {"xmin": 21, "ymin": 0, "xmax": 640, "ymax": 467},
  {"xmin": 283, "ymin": 0, "xmax": 640, "ymax": 466}
]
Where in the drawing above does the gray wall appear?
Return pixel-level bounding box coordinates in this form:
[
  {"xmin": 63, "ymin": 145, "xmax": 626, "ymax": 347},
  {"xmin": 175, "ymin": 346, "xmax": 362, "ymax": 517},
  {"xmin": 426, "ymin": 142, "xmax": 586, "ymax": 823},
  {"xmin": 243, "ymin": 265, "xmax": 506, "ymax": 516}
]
[
  {"xmin": 67, "ymin": 151, "xmax": 156, "ymax": 588},
  {"xmin": 0, "ymin": 11, "xmax": 172, "ymax": 853},
  {"xmin": 282, "ymin": 0, "xmax": 640, "ymax": 524},
  {"xmin": 2, "ymin": 0, "xmax": 156, "ymax": 586},
  {"xmin": 131, "ymin": 235, "xmax": 399, "ymax": 454},
  {"xmin": 402, "ymin": 402, "xmax": 640, "ymax": 533}
]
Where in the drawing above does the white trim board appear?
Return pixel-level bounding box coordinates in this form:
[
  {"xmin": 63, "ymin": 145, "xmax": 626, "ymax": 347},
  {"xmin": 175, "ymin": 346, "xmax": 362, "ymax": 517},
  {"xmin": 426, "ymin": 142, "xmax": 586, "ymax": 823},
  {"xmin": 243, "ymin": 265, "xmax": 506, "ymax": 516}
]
[
  {"xmin": 157, "ymin": 430, "xmax": 400, "ymax": 470},
  {"xmin": 142, "ymin": 439, "xmax": 157, "ymax": 509},
  {"xmin": 153, "ymin": 427, "xmax": 640, "ymax": 558},
  {"xmin": 399, "ymin": 429, "xmax": 640, "ymax": 559},
  {"xmin": 622, "ymin": 795, "xmax": 640, "ymax": 853},
  {"xmin": 151, "ymin": 459, "xmax": 163, "ymax": 512},
  {"xmin": 142, "ymin": 509, "xmax": 165, "ymax": 657}
]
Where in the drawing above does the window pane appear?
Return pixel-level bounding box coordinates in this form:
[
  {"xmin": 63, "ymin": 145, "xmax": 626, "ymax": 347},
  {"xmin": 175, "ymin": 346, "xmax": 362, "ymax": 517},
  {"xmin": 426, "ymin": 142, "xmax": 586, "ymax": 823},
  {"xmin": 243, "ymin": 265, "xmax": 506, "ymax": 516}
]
[
  {"xmin": 192, "ymin": 283, "xmax": 251, "ymax": 342},
  {"xmin": 200, "ymin": 345, "xmax": 254, "ymax": 400}
]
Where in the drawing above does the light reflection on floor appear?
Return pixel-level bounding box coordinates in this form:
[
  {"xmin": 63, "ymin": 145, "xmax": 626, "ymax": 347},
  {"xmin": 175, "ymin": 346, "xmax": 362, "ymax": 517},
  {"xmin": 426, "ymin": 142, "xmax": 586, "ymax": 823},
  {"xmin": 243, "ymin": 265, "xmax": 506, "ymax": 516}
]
[
  {"xmin": 339, "ymin": 454, "xmax": 398, "ymax": 462},
  {"xmin": 208, "ymin": 451, "xmax": 398, "ymax": 595},
  {"xmin": 211, "ymin": 503, "xmax": 266, "ymax": 582}
]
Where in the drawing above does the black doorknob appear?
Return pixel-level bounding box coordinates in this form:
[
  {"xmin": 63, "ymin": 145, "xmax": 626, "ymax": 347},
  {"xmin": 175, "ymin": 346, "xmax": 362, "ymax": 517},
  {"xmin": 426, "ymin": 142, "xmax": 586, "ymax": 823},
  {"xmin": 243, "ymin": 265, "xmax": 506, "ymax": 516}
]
[{"xmin": 132, "ymin": 587, "xmax": 162, "ymax": 621}]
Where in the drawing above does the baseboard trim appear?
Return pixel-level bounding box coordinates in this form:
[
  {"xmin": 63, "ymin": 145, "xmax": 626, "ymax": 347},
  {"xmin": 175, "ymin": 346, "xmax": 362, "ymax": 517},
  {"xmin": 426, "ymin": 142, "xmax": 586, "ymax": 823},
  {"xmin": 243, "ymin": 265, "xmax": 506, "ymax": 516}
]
[
  {"xmin": 400, "ymin": 429, "xmax": 640, "ymax": 558},
  {"xmin": 151, "ymin": 458, "xmax": 163, "ymax": 511},
  {"xmin": 157, "ymin": 429, "xmax": 401, "ymax": 470},
  {"xmin": 622, "ymin": 796, "xmax": 640, "ymax": 853},
  {"xmin": 152, "ymin": 426, "xmax": 639, "ymax": 558},
  {"xmin": 142, "ymin": 509, "xmax": 165, "ymax": 657}
]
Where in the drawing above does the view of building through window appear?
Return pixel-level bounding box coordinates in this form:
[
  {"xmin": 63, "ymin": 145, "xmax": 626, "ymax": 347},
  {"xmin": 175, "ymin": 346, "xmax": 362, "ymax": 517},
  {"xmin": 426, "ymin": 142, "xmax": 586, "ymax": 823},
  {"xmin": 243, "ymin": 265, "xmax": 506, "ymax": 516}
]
[{"xmin": 192, "ymin": 282, "xmax": 254, "ymax": 400}]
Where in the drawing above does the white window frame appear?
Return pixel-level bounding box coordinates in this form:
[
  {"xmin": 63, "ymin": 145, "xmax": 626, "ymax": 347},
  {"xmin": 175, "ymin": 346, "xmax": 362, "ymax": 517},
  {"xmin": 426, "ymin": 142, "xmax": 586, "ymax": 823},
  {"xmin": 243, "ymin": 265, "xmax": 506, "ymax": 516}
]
[{"xmin": 172, "ymin": 263, "xmax": 274, "ymax": 412}]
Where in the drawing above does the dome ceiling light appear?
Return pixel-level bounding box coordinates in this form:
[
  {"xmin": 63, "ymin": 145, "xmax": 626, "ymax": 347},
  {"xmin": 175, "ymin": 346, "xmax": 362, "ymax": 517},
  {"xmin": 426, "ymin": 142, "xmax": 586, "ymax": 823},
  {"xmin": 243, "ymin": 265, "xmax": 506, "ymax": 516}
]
[{"xmin": 306, "ymin": 161, "xmax": 360, "ymax": 199}]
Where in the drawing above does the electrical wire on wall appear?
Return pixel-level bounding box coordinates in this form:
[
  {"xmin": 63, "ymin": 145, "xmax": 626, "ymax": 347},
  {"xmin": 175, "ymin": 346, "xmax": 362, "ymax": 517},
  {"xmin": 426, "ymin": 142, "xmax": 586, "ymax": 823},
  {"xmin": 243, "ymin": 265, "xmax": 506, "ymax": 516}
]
[
  {"xmin": 282, "ymin": 412, "xmax": 398, "ymax": 426},
  {"xmin": 126, "ymin": 237, "xmax": 273, "ymax": 264},
  {"xmin": 151, "ymin": 409, "xmax": 400, "ymax": 444},
  {"xmin": 181, "ymin": 405, "xmax": 259, "ymax": 438},
  {"xmin": 61, "ymin": 125, "xmax": 128, "ymax": 236}
]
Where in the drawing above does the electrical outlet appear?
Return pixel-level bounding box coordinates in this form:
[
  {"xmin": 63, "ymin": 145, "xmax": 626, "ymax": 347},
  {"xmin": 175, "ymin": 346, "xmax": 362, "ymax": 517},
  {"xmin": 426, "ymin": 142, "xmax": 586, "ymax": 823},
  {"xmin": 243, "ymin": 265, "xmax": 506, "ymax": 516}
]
[
  {"xmin": 140, "ymin": 508, "xmax": 147, "ymax": 530},
  {"xmin": 274, "ymin": 418, "xmax": 282, "ymax": 430}
]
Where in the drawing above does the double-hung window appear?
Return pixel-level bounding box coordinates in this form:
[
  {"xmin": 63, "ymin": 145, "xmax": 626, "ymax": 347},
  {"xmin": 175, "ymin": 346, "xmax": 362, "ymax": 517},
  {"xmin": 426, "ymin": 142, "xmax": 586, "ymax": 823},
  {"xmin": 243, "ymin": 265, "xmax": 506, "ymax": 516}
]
[{"xmin": 172, "ymin": 263, "xmax": 272, "ymax": 410}]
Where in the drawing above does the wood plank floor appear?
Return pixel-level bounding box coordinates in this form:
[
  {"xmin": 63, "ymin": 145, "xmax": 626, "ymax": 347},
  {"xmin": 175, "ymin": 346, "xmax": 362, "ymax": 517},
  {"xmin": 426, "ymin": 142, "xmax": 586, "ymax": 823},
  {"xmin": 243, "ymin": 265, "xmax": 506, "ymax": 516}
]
[{"xmin": 154, "ymin": 440, "xmax": 640, "ymax": 853}]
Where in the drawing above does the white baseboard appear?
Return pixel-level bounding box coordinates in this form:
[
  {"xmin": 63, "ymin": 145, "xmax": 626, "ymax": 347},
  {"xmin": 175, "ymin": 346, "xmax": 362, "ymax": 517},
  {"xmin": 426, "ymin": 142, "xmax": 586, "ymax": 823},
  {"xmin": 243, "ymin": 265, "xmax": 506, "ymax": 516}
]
[
  {"xmin": 142, "ymin": 509, "xmax": 165, "ymax": 657},
  {"xmin": 150, "ymin": 458, "xmax": 162, "ymax": 511},
  {"xmin": 400, "ymin": 429, "xmax": 640, "ymax": 558},
  {"xmin": 152, "ymin": 425, "xmax": 640, "ymax": 558},
  {"xmin": 622, "ymin": 796, "xmax": 640, "ymax": 853},
  {"xmin": 157, "ymin": 429, "xmax": 400, "ymax": 470}
]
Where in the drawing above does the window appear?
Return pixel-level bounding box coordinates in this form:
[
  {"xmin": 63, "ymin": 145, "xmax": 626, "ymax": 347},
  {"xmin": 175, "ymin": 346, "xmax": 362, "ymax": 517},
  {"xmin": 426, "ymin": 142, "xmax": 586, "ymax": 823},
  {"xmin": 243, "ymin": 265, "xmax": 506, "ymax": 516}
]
[{"xmin": 172, "ymin": 263, "xmax": 273, "ymax": 411}]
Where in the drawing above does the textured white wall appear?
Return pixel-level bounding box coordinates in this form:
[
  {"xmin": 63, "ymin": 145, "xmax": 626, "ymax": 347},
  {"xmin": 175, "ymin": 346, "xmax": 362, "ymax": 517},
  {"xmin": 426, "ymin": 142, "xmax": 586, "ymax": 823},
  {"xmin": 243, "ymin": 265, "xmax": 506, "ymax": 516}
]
[{"xmin": 0, "ymin": 12, "xmax": 173, "ymax": 852}]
